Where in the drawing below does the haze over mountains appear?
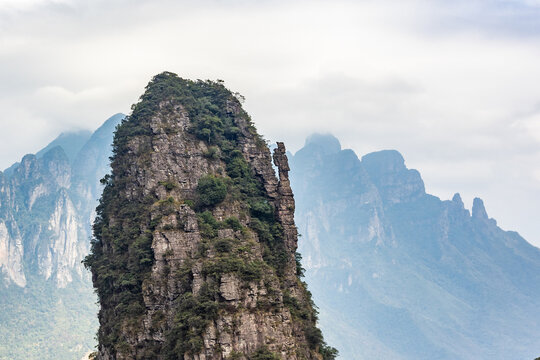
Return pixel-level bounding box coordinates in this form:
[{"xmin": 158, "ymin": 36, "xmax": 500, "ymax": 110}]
[
  {"xmin": 0, "ymin": 113, "xmax": 124, "ymax": 359},
  {"xmin": 290, "ymin": 134, "xmax": 540, "ymax": 359},
  {"xmin": 0, "ymin": 118, "xmax": 539, "ymax": 359}
]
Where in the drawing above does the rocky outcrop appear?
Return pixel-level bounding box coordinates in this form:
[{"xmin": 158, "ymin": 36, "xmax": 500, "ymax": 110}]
[
  {"xmin": 38, "ymin": 189, "xmax": 87, "ymax": 286},
  {"xmin": 472, "ymin": 197, "xmax": 488, "ymax": 220},
  {"xmin": 0, "ymin": 148, "xmax": 81, "ymax": 287},
  {"xmin": 0, "ymin": 217, "xmax": 26, "ymax": 287},
  {"xmin": 273, "ymin": 142, "xmax": 300, "ymax": 284},
  {"xmin": 86, "ymin": 73, "xmax": 333, "ymax": 360},
  {"xmin": 362, "ymin": 150, "xmax": 425, "ymax": 204}
]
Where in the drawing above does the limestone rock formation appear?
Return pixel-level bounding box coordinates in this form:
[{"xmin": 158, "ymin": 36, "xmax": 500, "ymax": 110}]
[
  {"xmin": 85, "ymin": 73, "xmax": 335, "ymax": 360},
  {"xmin": 0, "ymin": 215, "xmax": 25, "ymax": 287},
  {"xmin": 0, "ymin": 149, "xmax": 80, "ymax": 287},
  {"xmin": 0, "ymin": 113, "xmax": 124, "ymax": 290},
  {"xmin": 0, "ymin": 114, "xmax": 124, "ymax": 360}
]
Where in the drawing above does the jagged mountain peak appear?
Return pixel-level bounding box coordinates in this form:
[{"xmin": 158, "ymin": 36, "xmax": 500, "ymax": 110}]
[
  {"xmin": 452, "ymin": 192, "xmax": 464, "ymax": 207},
  {"xmin": 4, "ymin": 128, "xmax": 93, "ymax": 178},
  {"xmin": 91, "ymin": 113, "xmax": 125, "ymax": 138},
  {"xmin": 361, "ymin": 149, "xmax": 406, "ymax": 174},
  {"xmin": 41, "ymin": 145, "xmax": 69, "ymax": 163},
  {"xmin": 472, "ymin": 197, "xmax": 489, "ymax": 220},
  {"xmin": 35, "ymin": 129, "xmax": 92, "ymax": 163},
  {"xmin": 72, "ymin": 113, "xmax": 124, "ymax": 183},
  {"xmin": 361, "ymin": 150, "xmax": 425, "ymax": 204},
  {"xmin": 15, "ymin": 154, "xmax": 39, "ymax": 180},
  {"xmin": 304, "ymin": 133, "xmax": 342, "ymax": 155},
  {"xmin": 20, "ymin": 153, "xmax": 37, "ymax": 165}
]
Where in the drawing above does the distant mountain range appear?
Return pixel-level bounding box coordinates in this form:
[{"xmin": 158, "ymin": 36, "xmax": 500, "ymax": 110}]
[
  {"xmin": 290, "ymin": 134, "xmax": 540, "ymax": 360},
  {"xmin": 0, "ymin": 113, "xmax": 124, "ymax": 359}
]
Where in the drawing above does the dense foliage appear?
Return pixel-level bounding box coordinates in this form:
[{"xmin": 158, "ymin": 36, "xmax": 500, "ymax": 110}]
[
  {"xmin": 197, "ymin": 175, "xmax": 227, "ymax": 207},
  {"xmin": 0, "ymin": 276, "xmax": 97, "ymax": 359}
]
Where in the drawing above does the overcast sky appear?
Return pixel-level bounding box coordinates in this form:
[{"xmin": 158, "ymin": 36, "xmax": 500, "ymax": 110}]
[{"xmin": 0, "ymin": 0, "xmax": 539, "ymax": 246}]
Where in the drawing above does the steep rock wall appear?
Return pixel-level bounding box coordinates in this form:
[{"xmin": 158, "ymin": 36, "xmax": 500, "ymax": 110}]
[{"xmin": 86, "ymin": 73, "xmax": 335, "ymax": 360}]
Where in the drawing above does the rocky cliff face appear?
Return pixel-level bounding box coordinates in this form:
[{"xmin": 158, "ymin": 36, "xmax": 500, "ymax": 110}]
[
  {"xmin": 290, "ymin": 134, "xmax": 540, "ymax": 360},
  {"xmin": 0, "ymin": 212, "xmax": 26, "ymax": 287},
  {"xmin": 0, "ymin": 148, "xmax": 80, "ymax": 287},
  {"xmin": 0, "ymin": 115, "xmax": 123, "ymax": 288},
  {"xmin": 85, "ymin": 73, "xmax": 335, "ymax": 360}
]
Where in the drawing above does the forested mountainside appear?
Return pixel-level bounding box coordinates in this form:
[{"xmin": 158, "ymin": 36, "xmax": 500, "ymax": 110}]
[
  {"xmin": 84, "ymin": 72, "xmax": 336, "ymax": 359},
  {"xmin": 290, "ymin": 134, "xmax": 540, "ymax": 360},
  {"xmin": 0, "ymin": 113, "xmax": 124, "ymax": 359}
]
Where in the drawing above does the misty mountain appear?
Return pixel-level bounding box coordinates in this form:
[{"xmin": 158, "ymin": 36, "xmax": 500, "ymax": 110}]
[
  {"xmin": 0, "ymin": 114, "xmax": 124, "ymax": 359},
  {"xmin": 290, "ymin": 134, "xmax": 540, "ymax": 360},
  {"xmin": 35, "ymin": 130, "xmax": 93, "ymax": 163}
]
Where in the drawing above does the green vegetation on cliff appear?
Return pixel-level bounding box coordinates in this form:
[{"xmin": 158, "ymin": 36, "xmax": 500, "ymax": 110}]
[{"xmin": 84, "ymin": 72, "xmax": 336, "ymax": 359}]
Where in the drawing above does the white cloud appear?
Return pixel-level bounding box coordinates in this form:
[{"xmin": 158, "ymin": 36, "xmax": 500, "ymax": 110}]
[
  {"xmin": 513, "ymin": 112, "xmax": 540, "ymax": 142},
  {"xmin": 0, "ymin": 0, "xmax": 71, "ymax": 12},
  {"xmin": 0, "ymin": 0, "xmax": 539, "ymax": 245}
]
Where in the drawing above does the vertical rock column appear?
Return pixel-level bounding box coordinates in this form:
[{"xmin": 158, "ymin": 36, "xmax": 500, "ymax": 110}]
[{"xmin": 273, "ymin": 142, "xmax": 299, "ymax": 281}]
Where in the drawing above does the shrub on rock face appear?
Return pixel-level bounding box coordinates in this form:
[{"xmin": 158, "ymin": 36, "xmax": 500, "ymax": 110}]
[
  {"xmin": 224, "ymin": 216, "xmax": 242, "ymax": 231},
  {"xmin": 197, "ymin": 175, "xmax": 227, "ymax": 207},
  {"xmin": 214, "ymin": 239, "xmax": 232, "ymax": 253},
  {"xmin": 249, "ymin": 199, "xmax": 274, "ymax": 221},
  {"xmin": 226, "ymin": 156, "xmax": 250, "ymax": 178},
  {"xmin": 193, "ymin": 115, "xmax": 224, "ymax": 144},
  {"xmin": 249, "ymin": 346, "xmax": 280, "ymax": 360}
]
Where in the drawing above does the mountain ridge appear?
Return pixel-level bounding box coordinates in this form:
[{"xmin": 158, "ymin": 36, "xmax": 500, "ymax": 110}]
[
  {"xmin": 291, "ymin": 133, "xmax": 540, "ymax": 360},
  {"xmin": 0, "ymin": 113, "xmax": 124, "ymax": 359}
]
